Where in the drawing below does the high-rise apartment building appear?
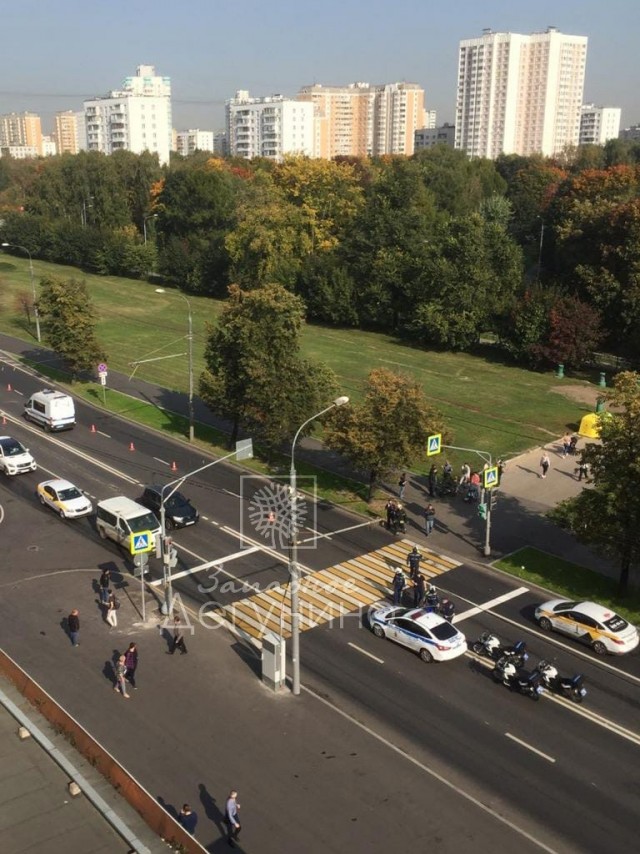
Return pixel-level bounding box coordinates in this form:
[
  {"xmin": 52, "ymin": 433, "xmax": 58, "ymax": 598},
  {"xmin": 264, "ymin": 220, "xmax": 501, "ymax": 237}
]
[
  {"xmin": 175, "ymin": 129, "xmax": 215, "ymax": 156},
  {"xmin": 297, "ymin": 81, "xmax": 425, "ymax": 158},
  {"xmin": 53, "ymin": 110, "xmax": 79, "ymax": 154},
  {"xmin": 455, "ymin": 27, "xmax": 588, "ymax": 159},
  {"xmin": 0, "ymin": 111, "xmax": 43, "ymax": 155},
  {"xmin": 619, "ymin": 124, "xmax": 640, "ymax": 142},
  {"xmin": 226, "ymin": 91, "xmax": 314, "ymax": 160},
  {"xmin": 579, "ymin": 104, "xmax": 621, "ymax": 146},
  {"xmin": 83, "ymin": 65, "xmax": 172, "ymax": 165},
  {"xmin": 415, "ymin": 123, "xmax": 455, "ymax": 150}
]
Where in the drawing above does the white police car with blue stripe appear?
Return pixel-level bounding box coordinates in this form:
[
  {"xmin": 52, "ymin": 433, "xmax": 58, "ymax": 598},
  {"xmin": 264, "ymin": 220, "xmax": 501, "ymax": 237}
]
[{"xmin": 368, "ymin": 604, "xmax": 467, "ymax": 662}]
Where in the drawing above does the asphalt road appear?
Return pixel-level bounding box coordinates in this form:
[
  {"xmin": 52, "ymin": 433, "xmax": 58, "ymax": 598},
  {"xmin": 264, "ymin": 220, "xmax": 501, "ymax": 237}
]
[{"xmin": 1, "ymin": 361, "xmax": 640, "ymax": 853}]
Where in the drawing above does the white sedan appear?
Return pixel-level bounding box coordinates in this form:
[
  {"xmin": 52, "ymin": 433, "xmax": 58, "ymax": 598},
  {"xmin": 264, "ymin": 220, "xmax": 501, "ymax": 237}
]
[
  {"xmin": 535, "ymin": 599, "xmax": 639, "ymax": 655},
  {"xmin": 368, "ymin": 604, "xmax": 467, "ymax": 662},
  {"xmin": 37, "ymin": 479, "xmax": 93, "ymax": 519}
]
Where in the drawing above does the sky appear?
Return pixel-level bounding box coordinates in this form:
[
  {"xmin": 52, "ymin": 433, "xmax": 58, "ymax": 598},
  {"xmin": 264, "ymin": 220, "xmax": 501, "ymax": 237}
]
[{"xmin": 1, "ymin": 0, "xmax": 639, "ymax": 134}]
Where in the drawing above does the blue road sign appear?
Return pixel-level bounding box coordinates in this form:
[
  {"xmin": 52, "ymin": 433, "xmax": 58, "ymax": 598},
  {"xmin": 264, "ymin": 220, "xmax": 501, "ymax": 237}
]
[
  {"xmin": 483, "ymin": 466, "xmax": 499, "ymax": 489},
  {"xmin": 427, "ymin": 433, "xmax": 442, "ymax": 457},
  {"xmin": 130, "ymin": 530, "xmax": 154, "ymax": 555}
]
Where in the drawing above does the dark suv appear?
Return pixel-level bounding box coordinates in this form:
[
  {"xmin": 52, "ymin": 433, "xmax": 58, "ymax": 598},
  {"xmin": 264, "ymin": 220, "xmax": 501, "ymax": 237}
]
[{"xmin": 138, "ymin": 485, "xmax": 199, "ymax": 530}]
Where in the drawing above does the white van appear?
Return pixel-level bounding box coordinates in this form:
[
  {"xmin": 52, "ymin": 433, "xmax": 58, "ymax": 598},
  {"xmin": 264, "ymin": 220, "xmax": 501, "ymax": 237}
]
[
  {"xmin": 96, "ymin": 496, "xmax": 161, "ymax": 550},
  {"xmin": 24, "ymin": 389, "xmax": 76, "ymax": 431}
]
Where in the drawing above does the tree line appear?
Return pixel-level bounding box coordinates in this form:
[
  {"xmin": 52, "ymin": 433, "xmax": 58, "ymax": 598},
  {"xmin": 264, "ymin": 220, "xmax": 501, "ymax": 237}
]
[{"xmin": 2, "ymin": 139, "xmax": 640, "ymax": 366}]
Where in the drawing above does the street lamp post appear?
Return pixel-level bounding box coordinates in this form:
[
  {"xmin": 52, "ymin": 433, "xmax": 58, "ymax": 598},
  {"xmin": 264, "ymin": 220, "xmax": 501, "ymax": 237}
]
[
  {"xmin": 143, "ymin": 213, "xmax": 158, "ymax": 245},
  {"xmin": 1, "ymin": 242, "xmax": 40, "ymax": 342},
  {"xmin": 289, "ymin": 395, "xmax": 349, "ymax": 696},
  {"xmin": 155, "ymin": 288, "xmax": 194, "ymax": 442},
  {"xmin": 81, "ymin": 197, "xmax": 93, "ymax": 228},
  {"xmin": 537, "ymin": 220, "xmax": 545, "ymax": 280}
]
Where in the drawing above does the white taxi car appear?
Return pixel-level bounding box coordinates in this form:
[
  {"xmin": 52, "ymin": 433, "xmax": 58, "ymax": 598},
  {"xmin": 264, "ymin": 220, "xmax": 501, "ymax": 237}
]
[
  {"xmin": 368, "ymin": 604, "xmax": 467, "ymax": 662},
  {"xmin": 535, "ymin": 599, "xmax": 639, "ymax": 656},
  {"xmin": 37, "ymin": 479, "xmax": 93, "ymax": 519}
]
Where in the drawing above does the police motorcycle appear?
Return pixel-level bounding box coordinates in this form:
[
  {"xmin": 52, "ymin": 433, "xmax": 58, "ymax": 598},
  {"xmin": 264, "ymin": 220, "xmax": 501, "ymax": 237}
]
[
  {"xmin": 472, "ymin": 631, "xmax": 503, "ymax": 660},
  {"xmin": 492, "ymin": 643, "xmax": 545, "ymax": 701},
  {"xmin": 537, "ymin": 660, "xmax": 587, "ymax": 703}
]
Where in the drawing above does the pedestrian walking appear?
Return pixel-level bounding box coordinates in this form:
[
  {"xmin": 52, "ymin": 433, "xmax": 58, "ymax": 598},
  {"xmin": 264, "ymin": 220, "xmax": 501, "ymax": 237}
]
[
  {"xmin": 385, "ymin": 498, "xmax": 397, "ymax": 529},
  {"xmin": 225, "ymin": 790, "xmax": 241, "ymax": 847},
  {"xmin": 124, "ymin": 642, "xmax": 138, "ymax": 689},
  {"xmin": 392, "ymin": 569, "xmax": 405, "ymax": 606},
  {"xmin": 67, "ymin": 609, "xmax": 80, "ymax": 647},
  {"xmin": 413, "ymin": 573, "xmax": 426, "ymax": 608},
  {"xmin": 406, "ymin": 545, "xmax": 422, "ymax": 581},
  {"xmin": 577, "ymin": 461, "xmax": 589, "ymax": 481},
  {"xmin": 497, "ymin": 458, "xmax": 506, "ymax": 483},
  {"xmin": 177, "ymin": 803, "xmax": 198, "ymax": 836},
  {"xmin": 169, "ymin": 615, "xmax": 188, "ymax": 655},
  {"xmin": 428, "ymin": 464, "xmax": 438, "ymax": 497},
  {"xmin": 424, "ymin": 503, "xmax": 436, "ymax": 536},
  {"xmin": 113, "ymin": 654, "xmax": 129, "ymax": 698},
  {"xmin": 105, "ymin": 590, "xmax": 118, "ymax": 628},
  {"xmin": 459, "ymin": 463, "xmax": 471, "ymax": 486},
  {"xmin": 561, "ymin": 432, "xmax": 572, "ymax": 458},
  {"xmin": 398, "ymin": 472, "xmax": 407, "ymax": 500},
  {"xmin": 539, "ymin": 453, "xmax": 550, "ymax": 479}
]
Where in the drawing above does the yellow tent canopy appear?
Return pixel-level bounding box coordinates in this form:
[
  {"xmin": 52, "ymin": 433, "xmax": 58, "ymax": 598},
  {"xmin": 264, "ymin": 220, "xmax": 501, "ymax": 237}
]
[{"xmin": 579, "ymin": 412, "xmax": 602, "ymax": 438}]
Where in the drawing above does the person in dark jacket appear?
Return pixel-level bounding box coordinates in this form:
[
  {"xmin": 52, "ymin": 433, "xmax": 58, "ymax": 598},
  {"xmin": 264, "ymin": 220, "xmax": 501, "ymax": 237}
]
[
  {"xmin": 392, "ymin": 569, "xmax": 405, "ymax": 606},
  {"xmin": 124, "ymin": 642, "xmax": 138, "ymax": 689},
  {"xmin": 414, "ymin": 574, "xmax": 426, "ymax": 608},
  {"xmin": 406, "ymin": 546, "xmax": 422, "ymax": 581},
  {"xmin": 178, "ymin": 803, "xmax": 198, "ymax": 835},
  {"xmin": 169, "ymin": 615, "xmax": 187, "ymax": 654},
  {"xmin": 67, "ymin": 609, "xmax": 80, "ymax": 646}
]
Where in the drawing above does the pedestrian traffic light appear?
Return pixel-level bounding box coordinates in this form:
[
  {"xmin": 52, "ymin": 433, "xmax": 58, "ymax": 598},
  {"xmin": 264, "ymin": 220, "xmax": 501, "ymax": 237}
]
[{"xmin": 478, "ymin": 502, "xmax": 487, "ymax": 520}]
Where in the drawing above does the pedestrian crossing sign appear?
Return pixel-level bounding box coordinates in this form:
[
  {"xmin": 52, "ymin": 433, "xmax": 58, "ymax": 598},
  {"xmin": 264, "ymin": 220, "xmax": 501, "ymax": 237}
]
[
  {"xmin": 426, "ymin": 433, "xmax": 442, "ymax": 457},
  {"xmin": 130, "ymin": 530, "xmax": 154, "ymax": 555},
  {"xmin": 483, "ymin": 466, "xmax": 499, "ymax": 489}
]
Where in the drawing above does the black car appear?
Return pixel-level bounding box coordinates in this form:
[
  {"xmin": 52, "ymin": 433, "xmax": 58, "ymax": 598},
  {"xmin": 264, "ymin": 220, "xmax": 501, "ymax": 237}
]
[{"xmin": 138, "ymin": 485, "xmax": 199, "ymax": 529}]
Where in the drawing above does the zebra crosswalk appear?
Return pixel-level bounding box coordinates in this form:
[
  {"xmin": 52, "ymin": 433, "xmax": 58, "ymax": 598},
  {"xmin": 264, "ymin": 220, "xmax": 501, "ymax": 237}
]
[{"xmin": 221, "ymin": 539, "xmax": 461, "ymax": 642}]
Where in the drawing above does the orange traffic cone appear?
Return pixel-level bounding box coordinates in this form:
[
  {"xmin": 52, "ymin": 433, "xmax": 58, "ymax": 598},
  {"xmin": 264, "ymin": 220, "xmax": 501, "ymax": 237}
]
[
  {"xmin": 1, "ymin": 414, "xmax": 6, "ymax": 426},
  {"xmin": 171, "ymin": 461, "xmax": 178, "ymax": 472},
  {"xmin": 90, "ymin": 424, "xmax": 96, "ymax": 433},
  {"xmin": 7, "ymin": 383, "xmax": 12, "ymax": 392},
  {"xmin": 129, "ymin": 441, "xmax": 135, "ymax": 451}
]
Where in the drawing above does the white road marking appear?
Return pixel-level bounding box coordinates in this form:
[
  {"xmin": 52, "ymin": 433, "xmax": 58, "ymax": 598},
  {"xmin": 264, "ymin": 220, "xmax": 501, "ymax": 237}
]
[
  {"xmin": 347, "ymin": 642, "xmax": 384, "ymax": 664},
  {"xmin": 13, "ymin": 389, "xmax": 23, "ymax": 395},
  {"xmin": 304, "ymin": 687, "xmax": 561, "ymax": 854},
  {"xmin": 223, "ymin": 488, "xmax": 242, "ymax": 499},
  {"xmin": 453, "ymin": 586, "xmax": 529, "ymax": 623},
  {"xmin": 150, "ymin": 546, "xmax": 260, "ymax": 585},
  {"xmin": 299, "ymin": 519, "xmax": 376, "ymax": 544},
  {"xmin": 153, "ymin": 457, "xmax": 169, "ymax": 466},
  {"xmin": 97, "ymin": 430, "xmax": 111, "ymax": 438},
  {"xmin": 505, "ymin": 733, "xmax": 556, "ymax": 763}
]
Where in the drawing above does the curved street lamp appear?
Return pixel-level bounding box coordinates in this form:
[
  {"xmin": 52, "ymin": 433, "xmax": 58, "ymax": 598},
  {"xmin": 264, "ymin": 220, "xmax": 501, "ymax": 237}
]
[
  {"xmin": 1, "ymin": 242, "xmax": 41, "ymax": 342},
  {"xmin": 143, "ymin": 213, "xmax": 158, "ymax": 245},
  {"xmin": 289, "ymin": 395, "xmax": 349, "ymax": 695}
]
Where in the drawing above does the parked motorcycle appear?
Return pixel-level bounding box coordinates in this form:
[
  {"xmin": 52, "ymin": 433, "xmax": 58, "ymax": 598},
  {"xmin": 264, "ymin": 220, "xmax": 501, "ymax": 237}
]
[
  {"xmin": 472, "ymin": 631, "xmax": 503, "ymax": 659},
  {"xmin": 537, "ymin": 660, "xmax": 587, "ymax": 703},
  {"xmin": 492, "ymin": 642, "xmax": 528, "ymax": 685},
  {"xmin": 508, "ymin": 667, "xmax": 546, "ymax": 701}
]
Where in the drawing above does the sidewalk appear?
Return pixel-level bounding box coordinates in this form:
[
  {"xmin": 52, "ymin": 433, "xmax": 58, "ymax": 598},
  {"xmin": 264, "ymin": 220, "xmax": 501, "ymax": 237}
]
[{"xmin": 0, "ymin": 333, "xmax": 617, "ymax": 580}]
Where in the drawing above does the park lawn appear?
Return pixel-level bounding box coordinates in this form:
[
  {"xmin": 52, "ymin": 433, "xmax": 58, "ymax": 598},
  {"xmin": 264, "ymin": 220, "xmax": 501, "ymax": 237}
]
[
  {"xmin": 494, "ymin": 547, "xmax": 640, "ymax": 625},
  {"xmin": 0, "ymin": 256, "xmax": 600, "ymax": 470}
]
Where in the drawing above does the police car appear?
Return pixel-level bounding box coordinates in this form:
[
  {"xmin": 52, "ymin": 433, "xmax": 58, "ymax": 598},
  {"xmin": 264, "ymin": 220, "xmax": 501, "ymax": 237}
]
[
  {"xmin": 535, "ymin": 599, "xmax": 639, "ymax": 656},
  {"xmin": 37, "ymin": 479, "xmax": 93, "ymax": 519},
  {"xmin": 368, "ymin": 604, "xmax": 467, "ymax": 662}
]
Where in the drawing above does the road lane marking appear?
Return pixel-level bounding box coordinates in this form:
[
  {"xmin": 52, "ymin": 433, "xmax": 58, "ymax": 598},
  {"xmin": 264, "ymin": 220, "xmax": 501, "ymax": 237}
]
[
  {"xmin": 299, "ymin": 519, "xmax": 376, "ymax": 544},
  {"xmin": 453, "ymin": 586, "xmax": 529, "ymax": 623},
  {"xmin": 505, "ymin": 733, "xmax": 556, "ymax": 763},
  {"xmin": 150, "ymin": 546, "xmax": 260, "ymax": 585},
  {"xmin": 348, "ymin": 642, "xmax": 384, "ymax": 663},
  {"xmin": 153, "ymin": 456, "xmax": 169, "ymax": 466},
  {"xmin": 96, "ymin": 430, "xmax": 111, "ymax": 438}
]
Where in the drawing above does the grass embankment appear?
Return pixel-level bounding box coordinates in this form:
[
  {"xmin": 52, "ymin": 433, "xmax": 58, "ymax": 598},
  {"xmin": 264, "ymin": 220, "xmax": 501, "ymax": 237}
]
[
  {"xmin": 495, "ymin": 547, "xmax": 640, "ymax": 625},
  {"xmin": 0, "ymin": 256, "xmax": 601, "ymax": 476}
]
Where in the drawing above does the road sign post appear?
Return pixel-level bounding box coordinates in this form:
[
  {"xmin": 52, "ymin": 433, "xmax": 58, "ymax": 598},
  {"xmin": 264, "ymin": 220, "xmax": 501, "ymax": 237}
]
[
  {"xmin": 133, "ymin": 552, "xmax": 149, "ymax": 621},
  {"xmin": 427, "ymin": 433, "xmax": 442, "ymax": 457},
  {"xmin": 98, "ymin": 363, "xmax": 108, "ymax": 406}
]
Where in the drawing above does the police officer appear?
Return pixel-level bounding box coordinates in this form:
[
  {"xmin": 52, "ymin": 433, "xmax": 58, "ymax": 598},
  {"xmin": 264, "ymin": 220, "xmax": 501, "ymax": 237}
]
[
  {"xmin": 392, "ymin": 569, "xmax": 405, "ymax": 606},
  {"xmin": 406, "ymin": 546, "xmax": 422, "ymax": 581}
]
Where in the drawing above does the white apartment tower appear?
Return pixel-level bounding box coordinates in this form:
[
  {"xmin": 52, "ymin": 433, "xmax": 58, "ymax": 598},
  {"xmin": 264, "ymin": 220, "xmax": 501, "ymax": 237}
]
[
  {"xmin": 455, "ymin": 27, "xmax": 588, "ymax": 159},
  {"xmin": 226, "ymin": 91, "xmax": 314, "ymax": 160},
  {"xmin": 175, "ymin": 129, "xmax": 215, "ymax": 156},
  {"xmin": 83, "ymin": 65, "xmax": 172, "ymax": 165},
  {"xmin": 579, "ymin": 104, "xmax": 621, "ymax": 146}
]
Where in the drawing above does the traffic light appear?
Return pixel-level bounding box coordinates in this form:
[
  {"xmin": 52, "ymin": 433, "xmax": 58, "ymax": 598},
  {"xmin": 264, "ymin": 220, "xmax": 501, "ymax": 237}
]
[{"xmin": 478, "ymin": 502, "xmax": 487, "ymax": 520}]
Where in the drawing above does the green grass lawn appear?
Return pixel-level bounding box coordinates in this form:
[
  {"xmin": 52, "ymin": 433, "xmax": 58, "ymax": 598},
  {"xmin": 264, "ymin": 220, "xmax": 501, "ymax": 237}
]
[
  {"xmin": 494, "ymin": 547, "xmax": 640, "ymax": 625},
  {"xmin": 0, "ymin": 255, "xmax": 602, "ymax": 474}
]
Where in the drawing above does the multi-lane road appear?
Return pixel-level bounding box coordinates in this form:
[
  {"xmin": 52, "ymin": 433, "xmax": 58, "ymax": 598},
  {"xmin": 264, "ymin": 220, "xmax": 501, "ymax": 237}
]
[{"xmin": 1, "ymin": 358, "xmax": 639, "ymax": 853}]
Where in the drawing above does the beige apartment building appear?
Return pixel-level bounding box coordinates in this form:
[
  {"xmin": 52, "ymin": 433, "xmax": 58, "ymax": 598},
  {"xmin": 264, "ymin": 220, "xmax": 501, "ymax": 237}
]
[
  {"xmin": 297, "ymin": 81, "xmax": 426, "ymax": 158},
  {"xmin": 0, "ymin": 111, "xmax": 43, "ymax": 155},
  {"xmin": 456, "ymin": 27, "xmax": 588, "ymax": 159},
  {"xmin": 53, "ymin": 110, "xmax": 80, "ymax": 154}
]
